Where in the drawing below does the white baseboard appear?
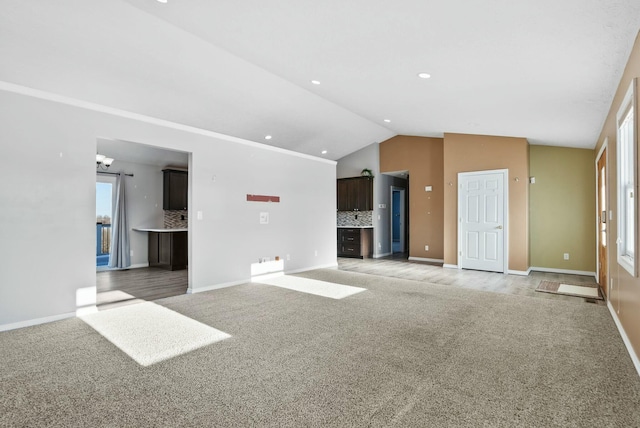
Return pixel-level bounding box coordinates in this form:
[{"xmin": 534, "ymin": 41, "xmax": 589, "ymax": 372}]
[
  {"xmin": 187, "ymin": 263, "xmax": 340, "ymax": 294},
  {"xmin": 0, "ymin": 311, "xmax": 76, "ymax": 332},
  {"xmin": 529, "ymin": 266, "xmax": 596, "ymax": 278},
  {"xmin": 129, "ymin": 263, "xmax": 150, "ymax": 269},
  {"xmin": 408, "ymin": 257, "xmax": 444, "ymax": 264},
  {"xmin": 373, "ymin": 252, "xmax": 392, "ymax": 259},
  {"xmin": 286, "ymin": 263, "xmax": 339, "ymax": 274},
  {"xmin": 607, "ymin": 301, "xmax": 640, "ymax": 379},
  {"xmin": 188, "ymin": 279, "xmax": 249, "ymax": 294},
  {"xmin": 96, "ymin": 262, "xmax": 149, "ymax": 272},
  {"xmin": 443, "ymin": 264, "xmax": 459, "ymax": 269},
  {"xmin": 508, "ymin": 268, "xmax": 532, "ymax": 276}
]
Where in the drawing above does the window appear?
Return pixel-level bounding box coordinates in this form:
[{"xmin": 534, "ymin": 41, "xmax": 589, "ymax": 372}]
[{"xmin": 617, "ymin": 79, "xmax": 637, "ymax": 276}]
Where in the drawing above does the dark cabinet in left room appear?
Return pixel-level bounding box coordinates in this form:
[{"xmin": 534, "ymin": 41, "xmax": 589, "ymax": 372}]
[
  {"xmin": 148, "ymin": 231, "xmax": 187, "ymax": 271},
  {"xmin": 163, "ymin": 169, "xmax": 188, "ymax": 210}
]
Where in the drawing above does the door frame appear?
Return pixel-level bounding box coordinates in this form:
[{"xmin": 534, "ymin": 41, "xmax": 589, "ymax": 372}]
[
  {"xmin": 390, "ymin": 186, "xmax": 406, "ymax": 253},
  {"xmin": 595, "ymin": 138, "xmax": 609, "ymax": 297},
  {"xmin": 457, "ymin": 169, "xmax": 509, "ymax": 274}
]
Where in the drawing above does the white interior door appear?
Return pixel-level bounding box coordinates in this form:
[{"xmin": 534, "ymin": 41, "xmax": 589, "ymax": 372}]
[{"xmin": 458, "ymin": 170, "xmax": 507, "ymax": 273}]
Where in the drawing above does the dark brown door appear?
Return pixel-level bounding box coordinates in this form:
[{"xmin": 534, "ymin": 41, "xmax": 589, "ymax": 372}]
[
  {"xmin": 597, "ymin": 148, "xmax": 608, "ymax": 297},
  {"xmin": 337, "ymin": 179, "xmax": 350, "ymax": 211},
  {"xmin": 356, "ymin": 177, "xmax": 373, "ymax": 211}
]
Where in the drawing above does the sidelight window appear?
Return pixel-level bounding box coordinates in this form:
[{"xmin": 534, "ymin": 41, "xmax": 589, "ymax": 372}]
[{"xmin": 617, "ymin": 79, "xmax": 637, "ymax": 276}]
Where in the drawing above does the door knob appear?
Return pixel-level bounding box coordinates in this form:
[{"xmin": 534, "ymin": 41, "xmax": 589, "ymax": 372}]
[{"xmin": 497, "ymin": 225, "xmax": 503, "ymax": 229}]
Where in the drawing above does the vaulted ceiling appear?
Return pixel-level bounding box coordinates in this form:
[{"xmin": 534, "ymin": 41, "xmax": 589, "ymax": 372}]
[{"xmin": 2, "ymin": 1, "xmax": 640, "ymax": 160}]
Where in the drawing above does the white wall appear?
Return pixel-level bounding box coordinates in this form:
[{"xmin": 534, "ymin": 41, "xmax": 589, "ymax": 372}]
[{"xmin": 0, "ymin": 87, "xmax": 337, "ymax": 329}]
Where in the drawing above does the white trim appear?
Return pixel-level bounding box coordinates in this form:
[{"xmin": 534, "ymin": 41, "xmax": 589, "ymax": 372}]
[
  {"xmin": 286, "ymin": 263, "xmax": 339, "ymax": 274},
  {"xmin": 457, "ymin": 169, "xmax": 509, "ymax": 274},
  {"xmin": 186, "ymin": 263, "xmax": 340, "ymax": 294},
  {"xmin": 607, "ymin": 300, "xmax": 640, "ymax": 378},
  {"xmin": 390, "ymin": 186, "xmax": 406, "ymax": 254},
  {"xmin": 616, "ymin": 79, "xmax": 637, "ymax": 277},
  {"xmin": 0, "ymin": 312, "xmax": 76, "ymax": 332},
  {"xmin": 96, "ymin": 262, "xmax": 149, "ymax": 272},
  {"xmin": 373, "ymin": 252, "xmax": 392, "ymax": 259},
  {"xmin": 408, "ymin": 257, "xmax": 444, "ymax": 263},
  {"xmin": 595, "ymin": 138, "xmax": 608, "ymax": 292},
  {"xmin": 0, "ymin": 81, "xmax": 336, "ymax": 166},
  {"xmin": 529, "ymin": 266, "xmax": 597, "ymax": 278},
  {"xmin": 443, "ymin": 264, "xmax": 459, "ymax": 269},
  {"xmin": 251, "ymin": 271, "xmax": 285, "ymax": 282},
  {"xmin": 187, "ymin": 279, "xmax": 249, "ymax": 294},
  {"xmin": 508, "ymin": 268, "xmax": 532, "ymax": 276}
]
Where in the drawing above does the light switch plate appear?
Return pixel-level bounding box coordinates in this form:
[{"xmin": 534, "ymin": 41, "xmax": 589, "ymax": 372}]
[{"xmin": 260, "ymin": 212, "xmax": 269, "ymax": 224}]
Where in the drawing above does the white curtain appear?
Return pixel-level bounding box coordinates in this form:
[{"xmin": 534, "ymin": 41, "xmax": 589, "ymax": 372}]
[{"xmin": 108, "ymin": 173, "xmax": 131, "ymax": 268}]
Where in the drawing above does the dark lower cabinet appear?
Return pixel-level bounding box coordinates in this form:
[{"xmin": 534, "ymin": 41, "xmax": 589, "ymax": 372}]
[
  {"xmin": 337, "ymin": 228, "xmax": 372, "ymax": 258},
  {"xmin": 148, "ymin": 231, "xmax": 187, "ymax": 270}
]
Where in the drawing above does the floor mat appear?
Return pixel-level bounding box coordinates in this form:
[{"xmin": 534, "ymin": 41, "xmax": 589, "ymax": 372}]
[{"xmin": 535, "ymin": 281, "xmax": 603, "ymax": 300}]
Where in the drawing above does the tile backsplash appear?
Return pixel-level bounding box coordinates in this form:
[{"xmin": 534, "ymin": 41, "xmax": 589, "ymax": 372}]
[
  {"xmin": 164, "ymin": 210, "xmax": 188, "ymax": 229},
  {"xmin": 337, "ymin": 210, "xmax": 373, "ymax": 227}
]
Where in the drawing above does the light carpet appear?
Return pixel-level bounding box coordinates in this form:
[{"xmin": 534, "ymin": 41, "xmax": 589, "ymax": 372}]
[
  {"xmin": 80, "ymin": 301, "xmax": 231, "ymax": 366},
  {"xmin": 2, "ymin": 269, "xmax": 639, "ymax": 426},
  {"xmin": 256, "ymin": 274, "xmax": 366, "ymax": 299}
]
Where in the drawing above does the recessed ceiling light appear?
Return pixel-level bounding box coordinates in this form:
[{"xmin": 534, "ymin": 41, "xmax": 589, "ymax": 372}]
[
  {"xmin": 157, "ymin": 0, "xmax": 168, "ymax": 3},
  {"xmin": 417, "ymin": 72, "xmax": 431, "ymax": 79},
  {"xmin": 383, "ymin": 119, "xmax": 391, "ymax": 123},
  {"xmin": 321, "ymin": 150, "xmax": 328, "ymax": 155},
  {"xmin": 311, "ymin": 80, "xmax": 321, "ymax": 85},
  {"xmin": 265, "ymin": 135, "xmax": 272, "ymax": 140}
]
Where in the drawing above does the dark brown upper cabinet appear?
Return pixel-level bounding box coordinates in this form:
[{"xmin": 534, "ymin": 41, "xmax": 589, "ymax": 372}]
[
  {"xmin": 336, "ymin": 176, "xmax": 373, "ymax": 211},
  {"xmin": 163, "ymin": 169, "xmax": 188, "ymax": 210}
]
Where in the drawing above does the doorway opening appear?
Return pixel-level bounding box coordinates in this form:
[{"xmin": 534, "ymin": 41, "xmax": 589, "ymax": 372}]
[
  {"xmin": 391, "ymin": 187, "xmax": 406, "ymax": 254},
  {"xmin": 95, "ymin": 138, "xmax": 191, "ymax": 310},
  {"xmin": 596, "ymin": 141, "xmax": 608, "ymax": 298}
]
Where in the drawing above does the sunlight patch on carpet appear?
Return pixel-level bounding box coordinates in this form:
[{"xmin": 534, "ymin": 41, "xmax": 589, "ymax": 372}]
[
  {"xmin": 557, "ymin": 283, "xmax": 600, "ymax": 298},
  {"xmin": 80, "ymin": 302, "xmax": 231, "ymax": 366},
  {"xmin": 257, "ymin": 275, "xmax": 366, "ymax": 299}
]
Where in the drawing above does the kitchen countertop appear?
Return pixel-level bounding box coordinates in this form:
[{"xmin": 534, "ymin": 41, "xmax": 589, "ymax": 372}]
[
  {"xmin": 132, "ymin": 228, "xmax": 188, "ymax": 233},
  {"xmin": 337, "ymin": 226, "xmax": 374, "ymax": 229}
]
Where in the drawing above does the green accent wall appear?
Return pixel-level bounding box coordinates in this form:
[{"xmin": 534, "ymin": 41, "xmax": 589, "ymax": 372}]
[{"xmin": 529, "ymin": 146, "xmax": 596, "ymax": 272}]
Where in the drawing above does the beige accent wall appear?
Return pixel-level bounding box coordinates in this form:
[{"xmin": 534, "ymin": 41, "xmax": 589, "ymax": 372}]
[
  {"xmin": 443, "ymin": 133, "xmax": 529, "ymax": 271},
  {"xmin": 529, "ymin": 146, "xmax": 596, "ymax": 272},
  {"xmin": 379, "ymin": 136, "xmax": 444, "ymax": 260},
  {"xmin": 594, "ymin": 31, "xmax": 640, "ymax": 359}
]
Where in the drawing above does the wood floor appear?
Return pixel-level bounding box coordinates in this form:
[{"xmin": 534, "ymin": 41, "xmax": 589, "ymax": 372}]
[
  {"xmin": 96, "ymin": 267, "xmax": 188, "ymax": 310},
  {"xmin": 338, "ymin": 254, "xmax": 603, "ymax": 305},
  {"xmin": 96, "ymin": 255, "xmax": 601, "ymax": 310}
]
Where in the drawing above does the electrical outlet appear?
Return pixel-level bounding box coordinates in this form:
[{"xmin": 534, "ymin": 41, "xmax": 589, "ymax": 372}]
[
  {"xmin": 425, "ymin": 245, "xmax": 429, "ymax": 251},
  {"xmin": 563, "ymin": 253, "xmax": 569, "ymax": 260},
  {"xmin": 286, "ymin": 254, "xmax": 291, "ymax": 261},
  {"xmin": 314, "ymin": 250, "xmax": 318, "ymax": 256}
]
